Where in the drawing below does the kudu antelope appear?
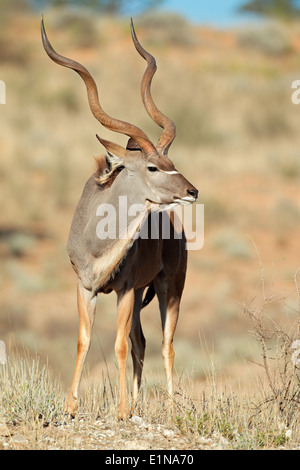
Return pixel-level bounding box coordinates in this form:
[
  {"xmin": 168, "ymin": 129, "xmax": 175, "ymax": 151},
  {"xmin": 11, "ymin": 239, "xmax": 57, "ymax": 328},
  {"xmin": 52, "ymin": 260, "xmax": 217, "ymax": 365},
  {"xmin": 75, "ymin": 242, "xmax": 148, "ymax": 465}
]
[{"xmin": 41, "ymin": 18, "xmax": 198, "ymax": 420}]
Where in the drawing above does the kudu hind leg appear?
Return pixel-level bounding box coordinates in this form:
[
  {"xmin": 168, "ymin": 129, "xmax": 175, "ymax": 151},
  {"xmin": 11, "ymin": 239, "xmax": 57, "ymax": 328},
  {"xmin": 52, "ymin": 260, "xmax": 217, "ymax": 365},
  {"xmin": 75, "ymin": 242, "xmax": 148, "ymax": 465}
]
[
  {"xmin": 155, "ymin": 279, "xmax": 180, "ymax": 412},
  {"xmin": 65, "ymin": 281, "xmax": 97, "ymax": 415},
  {"xmin": 115, "ymin": 289, "xmax": 135, "ymax": 420},
  {"xmin": 129, "ymin": 289, "xmax": 146, "ymax": 414}
]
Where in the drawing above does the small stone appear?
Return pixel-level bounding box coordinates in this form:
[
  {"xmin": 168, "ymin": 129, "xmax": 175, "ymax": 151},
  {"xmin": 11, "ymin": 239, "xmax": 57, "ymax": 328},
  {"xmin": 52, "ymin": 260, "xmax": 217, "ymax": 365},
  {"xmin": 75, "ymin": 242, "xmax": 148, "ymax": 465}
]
[
  {"xmin": 130, "ymin": 416, "xmax": 144, "ymax": 425},
  {"xmin": 199, "ymin": 436, "xmax": 214, "ymax": 447},
  {"xmin": 163, "ymin": 429, "xmax": 175, "ymax": 439},
  {"xmin": 0, "ymin": 424, "xmax": 10, "ymax": 437},
  {"xmin": 123, "ymin": 439, "xmax": 151, "ymax": 450},
  {"xmin": 143, "ymin": 432, "xmax": 154, "ymax": 441},
  {"xmin": 9, "ymin": 434, "xmax": 29, "ymax": 446}
]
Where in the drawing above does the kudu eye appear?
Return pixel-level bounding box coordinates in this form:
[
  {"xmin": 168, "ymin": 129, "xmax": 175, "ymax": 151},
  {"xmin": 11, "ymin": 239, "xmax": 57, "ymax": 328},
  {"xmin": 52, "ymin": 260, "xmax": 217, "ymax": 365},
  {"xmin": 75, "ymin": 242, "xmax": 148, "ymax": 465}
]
[{"xmin": 147, "ymin": 166, "xmax": 158, "ymax": 172}]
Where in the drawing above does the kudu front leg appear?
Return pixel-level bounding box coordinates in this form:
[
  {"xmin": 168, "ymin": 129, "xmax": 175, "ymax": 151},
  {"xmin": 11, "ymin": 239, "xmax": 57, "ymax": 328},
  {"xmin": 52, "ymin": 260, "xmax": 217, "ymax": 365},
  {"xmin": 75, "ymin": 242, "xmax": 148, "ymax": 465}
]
[
  {"xmin": 115, "ymin": 289, "xmax": 135, "ymax": 420},
  {"xmin": 65, "ymin": 281, "xmax": 96, "ymax": 416}
]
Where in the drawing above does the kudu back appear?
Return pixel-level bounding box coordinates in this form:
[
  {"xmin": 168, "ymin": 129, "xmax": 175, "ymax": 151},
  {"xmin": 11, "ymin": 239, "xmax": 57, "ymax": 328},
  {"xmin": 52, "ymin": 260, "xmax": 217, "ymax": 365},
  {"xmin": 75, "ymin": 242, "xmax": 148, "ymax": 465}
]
[{"xmin": 41, "ymin": 18, "xmax": 198, "ymax": 420}]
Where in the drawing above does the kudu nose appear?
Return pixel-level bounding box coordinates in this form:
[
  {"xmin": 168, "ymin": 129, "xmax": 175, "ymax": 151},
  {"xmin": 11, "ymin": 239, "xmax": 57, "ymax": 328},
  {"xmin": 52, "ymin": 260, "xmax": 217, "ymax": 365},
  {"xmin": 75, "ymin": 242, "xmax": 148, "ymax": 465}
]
[{"xmin": 187, "ymin": 188, "xmax": 198, "ymax": 200}]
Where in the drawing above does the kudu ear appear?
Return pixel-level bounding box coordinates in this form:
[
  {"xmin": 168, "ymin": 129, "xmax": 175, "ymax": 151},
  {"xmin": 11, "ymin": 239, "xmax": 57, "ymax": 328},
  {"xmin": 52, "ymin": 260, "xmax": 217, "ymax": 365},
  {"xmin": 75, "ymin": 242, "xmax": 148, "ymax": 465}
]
[
  {"xmin": 95, "ymin": 153, "xmax": 125, "ymax": 187},
  {"xmin": 126, "ymin": 137, "xmax": 141, "ymax": 151},
  {"xmin": 96, "ymin": 134, "xmax": 128, "ymax": 158},
  {"xmin": 95, "ymin": 136, "xmax": 125, "ymax": 188}
]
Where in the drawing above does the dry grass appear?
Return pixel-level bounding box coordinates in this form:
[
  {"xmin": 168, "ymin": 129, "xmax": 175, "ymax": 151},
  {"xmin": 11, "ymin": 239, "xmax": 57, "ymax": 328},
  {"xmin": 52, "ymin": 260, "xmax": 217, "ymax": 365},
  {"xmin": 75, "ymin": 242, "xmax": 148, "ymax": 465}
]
[
  {"xmin": 0, "ymin": 340, "xmax": 299, "ymax": 450},
  {"xmin": 1, "ymin": 261, "xmax": 300, "ymax": 449},
  {"xmin": 0, "ymin": 355, "xmax": 64, "ymax": 427}
]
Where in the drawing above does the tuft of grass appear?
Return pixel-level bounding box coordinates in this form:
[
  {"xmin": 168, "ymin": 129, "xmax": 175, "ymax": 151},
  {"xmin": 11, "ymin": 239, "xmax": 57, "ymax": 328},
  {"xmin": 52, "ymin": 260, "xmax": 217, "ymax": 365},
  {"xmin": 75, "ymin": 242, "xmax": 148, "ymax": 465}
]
[
  {"xmin": 137, "ymin": 11, "xmax": 198, "ymax": 47},
  {"xmin": 3, "ymin": 232, "xmax": 36, "ymax": 258},
  {"xmin": 242, "ymin": 260, "xmax": 300, "ymax": 435},
  {"xmin": 237, "ymin": 22, "xmax": 291, "ymax": 56},
  {"xmin": 210, "ymin": 229, "xmax": 253, "ymax": 259},
  {"xmin": 172, "ymin": 379, "xmax": 299, "ymax": 449},
  {"xmin": 0, "ymin": 355, "xmax": 64, "ymax": 426},
  {"xmin": 270, "ymin": 152, "xmax": 300, "ymax": 180}
]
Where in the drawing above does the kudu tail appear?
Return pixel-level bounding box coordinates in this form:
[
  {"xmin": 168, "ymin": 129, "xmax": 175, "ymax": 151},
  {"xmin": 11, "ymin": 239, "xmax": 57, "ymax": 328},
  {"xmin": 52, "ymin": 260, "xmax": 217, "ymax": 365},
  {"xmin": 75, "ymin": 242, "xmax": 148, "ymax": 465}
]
[{"xmin": 142, "ymin": 283, "xmax": 156, "ymax": 309}]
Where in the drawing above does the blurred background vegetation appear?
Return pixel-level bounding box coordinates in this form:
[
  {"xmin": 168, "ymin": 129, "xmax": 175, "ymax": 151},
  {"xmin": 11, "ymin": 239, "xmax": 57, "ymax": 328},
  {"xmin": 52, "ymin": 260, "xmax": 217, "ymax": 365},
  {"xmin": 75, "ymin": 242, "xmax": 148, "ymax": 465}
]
[
  {"xmin": 239, "ymin": 0, "xmax": 300, "ymax": 20},
  {"xmin": 0, "ymin": 0, "xmax": 300, "ymax": 398}
]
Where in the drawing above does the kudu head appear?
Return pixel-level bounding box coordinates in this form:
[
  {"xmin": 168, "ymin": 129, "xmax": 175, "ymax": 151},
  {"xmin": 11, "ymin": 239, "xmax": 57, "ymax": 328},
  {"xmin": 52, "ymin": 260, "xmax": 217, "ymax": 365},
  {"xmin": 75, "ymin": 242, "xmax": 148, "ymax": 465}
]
[{"xmin": 41, "ymin": 18, "xmax": 198, "ymax": 209}]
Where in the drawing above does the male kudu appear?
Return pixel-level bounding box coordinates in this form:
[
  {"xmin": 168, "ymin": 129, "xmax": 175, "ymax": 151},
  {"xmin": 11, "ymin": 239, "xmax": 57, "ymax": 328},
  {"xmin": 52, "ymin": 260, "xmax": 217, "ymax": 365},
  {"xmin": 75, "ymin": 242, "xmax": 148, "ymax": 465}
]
[{"xmin": 41, "ymin": 18, "xmax": 198, "ymax": 420}]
